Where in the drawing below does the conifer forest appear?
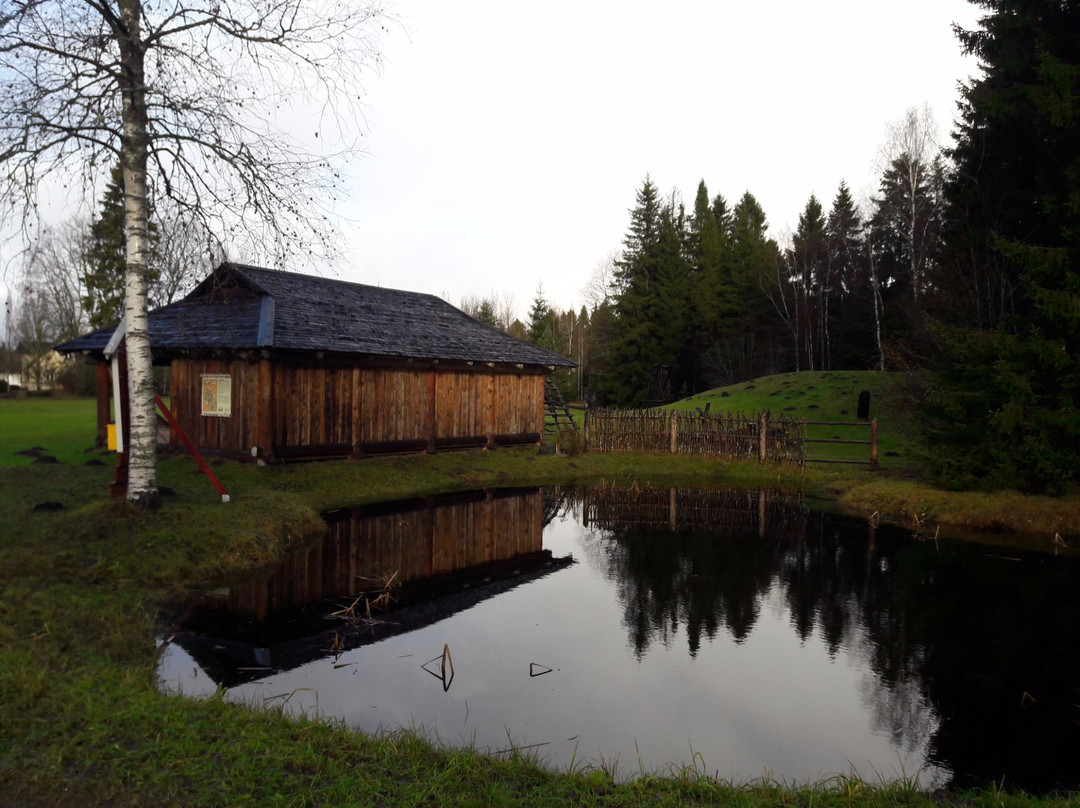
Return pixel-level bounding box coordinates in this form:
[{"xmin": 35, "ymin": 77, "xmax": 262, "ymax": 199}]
[{"xmin": 517, "ymin": 1, "xmax": 1079, "ymax": 496}]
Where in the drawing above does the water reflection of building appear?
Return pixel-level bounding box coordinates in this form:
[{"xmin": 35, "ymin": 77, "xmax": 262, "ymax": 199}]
[
  {"xmin": 166, "ymin": 488, "xmax": 570, "ymax": 685},
  {"xmin": 226, "ymin": 488, "xmax": 546, "ymax": 619}
]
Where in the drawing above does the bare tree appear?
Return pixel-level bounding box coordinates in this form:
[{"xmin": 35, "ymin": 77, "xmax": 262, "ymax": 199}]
[
  {"xmin": 1, "ymin": 1, "xmax": 390, "ymax": 505},
  {"xmin": 492, "ymin": 290, "xmax": 519, "ymax": 333},
  {"xmin": 150, "ymin": 201, "xmax": 218, "ymax": 307},
  {"xmin": 582, "ymin": 249, "xmax": 619, "ymax": 310},
  {"xmin": 878, "ymin": 104, "xmax": 943, "ymax": 301},
  {"xmin": 24, "ymin": 219, "xmax": 92, "ymax": 341},
  {"xmin": 11, "ymin": 268, "xmax": 59, "ymax": 390}
]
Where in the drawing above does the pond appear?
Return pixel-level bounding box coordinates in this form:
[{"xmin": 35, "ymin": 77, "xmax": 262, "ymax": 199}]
[{"xmin": 157, "ymin": 485, "xmax": 1080, "ymax": 792}]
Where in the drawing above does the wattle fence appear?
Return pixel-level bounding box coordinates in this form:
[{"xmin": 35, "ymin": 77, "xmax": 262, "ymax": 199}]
[{"xmin": 583, "ymin": 409, "xmax": 807, "ymax": 466}]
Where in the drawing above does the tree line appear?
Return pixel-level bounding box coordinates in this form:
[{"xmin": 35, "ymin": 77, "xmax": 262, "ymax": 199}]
[
  {"xmin": 510, "ymin": 104, "xmax": 945, "ymax": 411},
  {"xmin": 513, "ymin": 1, "xmax": 1080, "ymax": 495}
]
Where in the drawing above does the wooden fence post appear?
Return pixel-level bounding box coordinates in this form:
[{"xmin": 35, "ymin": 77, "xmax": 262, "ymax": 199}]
[
  {"xmin": 670, "ymin": 410, "xmax": 678, "ymax": 454},
  {"xmin": 758, "ymin": 410, "xmax": 768, "ymax": 463},
  {"xmin": 583, "ymin": 407, "xmax": 590, "ymax": 452},
  {"xmin": 870, "ymin": 419, "xmax": 879, "ymax": 470}
]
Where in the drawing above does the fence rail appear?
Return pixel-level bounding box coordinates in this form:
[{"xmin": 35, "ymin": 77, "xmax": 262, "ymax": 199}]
[{"xmin": 584, "ymin": 409, "xmax": 807, "ymax": 466}]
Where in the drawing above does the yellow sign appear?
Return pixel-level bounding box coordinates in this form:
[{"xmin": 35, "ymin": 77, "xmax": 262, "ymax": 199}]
[{"xmin": 200, "ymin": 374, "xmax": 232, "ymax": 417}]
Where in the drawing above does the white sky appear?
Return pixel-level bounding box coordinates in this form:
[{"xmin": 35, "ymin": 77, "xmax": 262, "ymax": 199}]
[
  {"xmin": 0, "ymin": 0, "xmax": 982, "ymax": 335},
  {"xmin": 333, "ymin": 0, "xmax": 982, "ymax": 321}
]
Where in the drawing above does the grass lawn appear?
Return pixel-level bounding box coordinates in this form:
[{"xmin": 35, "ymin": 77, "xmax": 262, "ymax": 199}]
[
  {"xmin": 1, "ymin": 377, "xmax": 1077, "ymax": 806},
  {"xmin": 0, "ymin": 394, "xmax": 102, "ymax": 465}
]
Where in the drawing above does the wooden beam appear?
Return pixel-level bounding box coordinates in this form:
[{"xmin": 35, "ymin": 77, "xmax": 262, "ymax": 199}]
[{"xmin": 95, "ymin": 360, "xmax": 110, "ymax": 448}]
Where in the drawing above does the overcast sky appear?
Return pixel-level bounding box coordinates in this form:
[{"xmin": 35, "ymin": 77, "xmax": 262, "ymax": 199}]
[
  {"xmin": 1, "ymin": 0, "xmax": 983, "ymax": 337},
  {"xmin": 332, "ymin": 0, "xmax": 982, "ymax": 321}
]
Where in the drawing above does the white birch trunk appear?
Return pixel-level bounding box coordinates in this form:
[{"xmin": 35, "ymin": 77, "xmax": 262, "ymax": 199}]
[
  {"xmin": 119, "ymin": 0, "xmax": 159, "ymax": 506},
  {"xmin": 868, "ymin": 238, "xmax": 885, "ymax": 373}
]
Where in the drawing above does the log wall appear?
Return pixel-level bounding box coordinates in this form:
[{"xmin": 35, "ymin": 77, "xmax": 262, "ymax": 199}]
[{"xmin": 169, "ymin": 356, "xmax": 546, "ymax": 459}]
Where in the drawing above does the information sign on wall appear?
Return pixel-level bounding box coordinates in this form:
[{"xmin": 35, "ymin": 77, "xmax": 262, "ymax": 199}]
[{"xmin": 200, "ymin": 374, "xmax": 232, "ymax": 417}]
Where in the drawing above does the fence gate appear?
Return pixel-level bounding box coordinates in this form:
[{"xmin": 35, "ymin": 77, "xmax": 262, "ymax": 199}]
[{"xmin": 803, "ymin": 420, "xmax": 878, "ymax": 469}]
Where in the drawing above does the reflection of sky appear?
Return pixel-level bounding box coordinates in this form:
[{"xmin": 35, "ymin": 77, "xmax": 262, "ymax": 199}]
[{"xmin": 158, "ymin": 506, "xmax": 945, "ymax": 785}]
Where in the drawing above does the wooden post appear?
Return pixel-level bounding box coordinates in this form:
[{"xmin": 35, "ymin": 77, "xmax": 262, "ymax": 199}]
[
  {"xmin": 758, "ymin": 410, "xmax": 768, "ymax": 463},
  {"xmin": 669, "ymin": 410, "xmax": 678, "ymax": 454},
  {"xmin": 583, "ymin": 407, "xmax": 590, "ymax": 452},
  {"xmin": 95, "ymin": 360, "xmax": 110, "ymax": 448},
  {"xmin": 109, "ymin": 341, "xmax": 131, "ymax": 499},
  {"xmin": 870, "ymin": 419, "xmax": 879, "ymax": 470}
]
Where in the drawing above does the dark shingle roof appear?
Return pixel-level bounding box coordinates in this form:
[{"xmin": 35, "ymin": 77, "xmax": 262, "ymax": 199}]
[{"xmin": 56, "ymin": 263, "xmax": 575, "ymax": 368}]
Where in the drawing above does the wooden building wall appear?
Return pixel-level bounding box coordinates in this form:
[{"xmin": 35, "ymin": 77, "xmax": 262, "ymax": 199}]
[{"xmin": 169, "ymin": 356, "xmax": 547, "ymax": 459}]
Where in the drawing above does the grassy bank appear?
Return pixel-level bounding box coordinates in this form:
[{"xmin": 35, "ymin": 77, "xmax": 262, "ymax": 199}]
[{"xmin": 1, "ymin": 386, "xmax": 1077, "ymax": 806}]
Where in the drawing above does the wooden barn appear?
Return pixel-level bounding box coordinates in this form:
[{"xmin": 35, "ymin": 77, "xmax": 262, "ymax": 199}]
[{"xmin": 57, "ymin": 263, "xmax": 575, "ymax": 462}]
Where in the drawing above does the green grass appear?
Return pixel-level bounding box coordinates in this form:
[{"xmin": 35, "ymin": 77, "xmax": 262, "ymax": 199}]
[
  {"xmin": 0, "ymin": 393, "xmax": 103, "ymax": 465},
  {"xmin": 1, "ymin": 384, "xmax": 1077, "ymax": 806}
]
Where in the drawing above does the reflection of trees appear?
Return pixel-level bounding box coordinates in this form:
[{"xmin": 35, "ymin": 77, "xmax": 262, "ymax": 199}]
[
  {"xmin": 579, "ymin": 486, "xmax": 805, "ymax": 657},
  {"xmin": 599, "ymin": 524, "xmax": 781, "ymax": 657},
  {"xmin": 572, "ymin": 484, "xmax": 1080, "ymax": 792}
]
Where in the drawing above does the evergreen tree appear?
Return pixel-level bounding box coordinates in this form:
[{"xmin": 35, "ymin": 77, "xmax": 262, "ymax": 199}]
[
  {"xmin": 825, "ymin": 181, "xmax": 875, "ymax": 369},
  {"xmin": 705, "ymin": 192, "xmax": 782, "ymax": 383},
  {"xmin": 790, "ymin": 194, "xmax": 829, "ymax": 370},
  {"xmin": 685, "ymin": 180, "xmax": 728, "ymax": 390},
  {"xmin": 526, "ymin": 284, "xmax": 553, "ymax": 347},
  {"xmin": 475, "ymin": 299, "xmax": 498, "ymax": 329},
  {"xmin": 929, "ymin": 0, "xmax": 1080, "ymax": 494},
  {"xmin": 868, "ymin": 152, "xmax": 945, "ymax": 355},
  {"xmin": 82, "ymin": 163, "xmax": 160, "ymax": 329},
  {"xmin": 82, "ymin": 164, "xmax": 128, "ymax": 329},
  {"xmin": 602, "ymin": 177, "xmax": 691, "ymax": 404}
]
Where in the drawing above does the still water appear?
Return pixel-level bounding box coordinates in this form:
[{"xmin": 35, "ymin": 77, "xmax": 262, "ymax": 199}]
[{"xmin": 158, "ymin": 486, "xmax": 1080, "ymax": 791}]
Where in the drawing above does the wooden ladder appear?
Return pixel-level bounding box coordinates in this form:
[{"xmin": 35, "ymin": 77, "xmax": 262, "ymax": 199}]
[{"xmin": 544, "ymin": 378, "xmax": 576, "ymax": 433}]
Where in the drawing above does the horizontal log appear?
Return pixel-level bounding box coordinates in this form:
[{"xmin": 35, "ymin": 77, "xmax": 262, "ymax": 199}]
[
  {"xmin": 804, "ymin": 438, "xmax": 871, "ymax": 445},
  {"xmin": 274, "ymin": 442, "xmax": 353, "ymax": 459},
  {"xmin": 804, "ymin": 421, "xmax": 873, "ymax": 427},
  {"xmin": 493, "ymin": 432, "xmax": 542, "ymax": 446},
  {"xmin": 433, "ymin": 435, "xmax": 489, "ymax": 450},
  {"xmin": 360, "ymin": 438, "xmax": 430, "ymax": 455}
]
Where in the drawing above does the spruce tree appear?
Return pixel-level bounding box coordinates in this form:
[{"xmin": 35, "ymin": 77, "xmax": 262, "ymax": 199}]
[
  {"xmin": 603, "ymin": 177, "xmax": 691, "ymax": 404},
  {"xmin": 717, "ymin": 192, "xmax": 782, "ymax": 382},
  {"xmin": 686, "ymin": 180, "xmax": 727, "ymax": 390},
  {"xmin": 929, "ymin": 0, "xmax": 1080, "ymax": 494},
  {"xmin": 825, "ymin": 181, "xmax": 875, "ymax": 369},
  {"xmin": 475, "ymin": 299, "xmax": 498, "ymax": 329},
  {"xmin": 82, "ymin": 164, "xmax": 128, "ymax": 329},
  {"xmin": 791, "ymin": 194, "xmax": 829, "ymax": 370},
  {"xmin": 527, "ymin": 284, "xmax": 555, "ymax": 349},
  {"xmin": 82, "ymin": 163, "xmax": 160, "ymax": 329}
]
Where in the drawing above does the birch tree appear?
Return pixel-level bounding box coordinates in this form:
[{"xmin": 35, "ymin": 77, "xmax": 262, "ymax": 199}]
[{"xmin": 0, "ymin": 1, "xmax": 390, "ymax": 506}]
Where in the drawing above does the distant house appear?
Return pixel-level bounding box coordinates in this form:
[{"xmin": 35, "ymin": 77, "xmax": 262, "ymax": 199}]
[
  {"xmin": 18, "ymin": 344, "xmax": 67, "ymax": 392},
  {"xmin": 57, "ymin": 262, "xmax": 574, "ymax": 461}
]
